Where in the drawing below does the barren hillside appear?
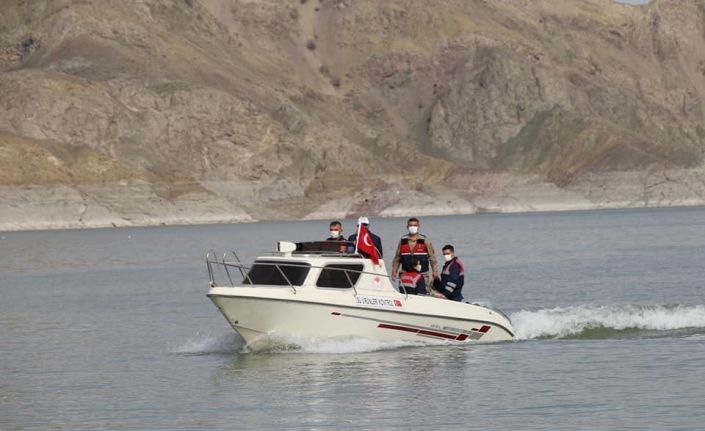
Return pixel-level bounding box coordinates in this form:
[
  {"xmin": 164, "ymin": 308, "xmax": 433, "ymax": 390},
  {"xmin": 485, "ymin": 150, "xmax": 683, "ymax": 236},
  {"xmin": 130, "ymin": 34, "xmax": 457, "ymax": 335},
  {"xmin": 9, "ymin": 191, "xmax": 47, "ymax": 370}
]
[{"xmin": 1, "ymin": 0, "xmax": 704, "ymax": 230}]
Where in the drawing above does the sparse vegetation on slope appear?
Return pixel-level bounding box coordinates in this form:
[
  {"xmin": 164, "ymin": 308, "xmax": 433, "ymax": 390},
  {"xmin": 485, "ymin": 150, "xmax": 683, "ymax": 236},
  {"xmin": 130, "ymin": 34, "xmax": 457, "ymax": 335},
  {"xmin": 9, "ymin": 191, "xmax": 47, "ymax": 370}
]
[{"xmin": 1, "ymin": 0, "xmax": 704, "ymax": 229}]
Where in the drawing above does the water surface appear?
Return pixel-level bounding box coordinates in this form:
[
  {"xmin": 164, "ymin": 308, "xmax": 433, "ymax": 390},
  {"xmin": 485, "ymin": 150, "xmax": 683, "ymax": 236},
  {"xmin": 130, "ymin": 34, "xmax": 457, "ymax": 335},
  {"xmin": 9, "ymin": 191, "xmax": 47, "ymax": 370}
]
[{"xmin": 2, "ymin": 207, "xmax": 704, "ymax": 430}]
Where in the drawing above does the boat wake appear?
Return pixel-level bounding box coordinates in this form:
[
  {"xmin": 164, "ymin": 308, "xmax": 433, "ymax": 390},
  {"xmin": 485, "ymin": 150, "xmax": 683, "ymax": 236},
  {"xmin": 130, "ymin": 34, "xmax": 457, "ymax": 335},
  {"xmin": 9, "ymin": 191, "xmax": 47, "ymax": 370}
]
[
  {"xmin": 245, "ymin": 334, "xmax": 440, "ymax": 354},
  {"xmin": 174, "ymin": 332, "xmax": 442, "ymax": 355},
  {"xmin": 511, "ymin": 303, "xmax": 705, "ymax": 340},
  {"xmin": 174, "ymin": 332, "xmax": 245, "ymax": 354}
]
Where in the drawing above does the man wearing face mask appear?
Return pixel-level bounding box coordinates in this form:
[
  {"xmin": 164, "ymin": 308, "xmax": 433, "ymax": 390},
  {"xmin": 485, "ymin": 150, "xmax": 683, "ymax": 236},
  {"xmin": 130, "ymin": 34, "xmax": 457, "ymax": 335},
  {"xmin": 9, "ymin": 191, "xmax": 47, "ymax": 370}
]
[
  {"xmin": 438, "ymin": 244, "xmax": 465, "ymax": 301},
  {"xmin": 326, "ymin": 221, "xmax": 345, "ymax": 241},
  {"xmin": 326, "ymin": 220, "xmax": 348, "ymax": 253},
  {"xmin": 391, "ymin": 217, "xmax": 439, "ymax": 293}
]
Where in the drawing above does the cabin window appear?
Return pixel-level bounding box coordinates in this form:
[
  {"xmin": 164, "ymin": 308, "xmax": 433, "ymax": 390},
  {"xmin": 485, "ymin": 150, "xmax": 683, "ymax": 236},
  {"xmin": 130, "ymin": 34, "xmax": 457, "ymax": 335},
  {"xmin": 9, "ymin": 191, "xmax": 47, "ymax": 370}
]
[
  {"xmin": 243, "ymin": 261, "xmax": 311, "ymax": 286},
  {"xmin": 316, "ymin": 264, "xmax": 364, "ymax": 289}
]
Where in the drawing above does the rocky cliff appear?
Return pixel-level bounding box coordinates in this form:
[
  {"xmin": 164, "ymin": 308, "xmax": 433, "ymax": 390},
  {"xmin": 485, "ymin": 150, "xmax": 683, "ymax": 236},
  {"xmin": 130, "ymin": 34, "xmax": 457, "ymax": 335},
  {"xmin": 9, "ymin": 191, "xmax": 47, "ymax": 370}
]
[{"xmin": 1, "ymin": 0, "xmax": 704, "ymax": 230}]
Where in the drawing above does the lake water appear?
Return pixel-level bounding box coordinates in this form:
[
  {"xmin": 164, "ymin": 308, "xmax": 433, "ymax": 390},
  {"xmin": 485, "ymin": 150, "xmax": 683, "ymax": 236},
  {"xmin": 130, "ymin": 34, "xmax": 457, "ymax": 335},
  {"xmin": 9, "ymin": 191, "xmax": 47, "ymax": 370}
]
[{"xmin": 2, "ymin": 207, "xmax": 704, "ymax": 430}]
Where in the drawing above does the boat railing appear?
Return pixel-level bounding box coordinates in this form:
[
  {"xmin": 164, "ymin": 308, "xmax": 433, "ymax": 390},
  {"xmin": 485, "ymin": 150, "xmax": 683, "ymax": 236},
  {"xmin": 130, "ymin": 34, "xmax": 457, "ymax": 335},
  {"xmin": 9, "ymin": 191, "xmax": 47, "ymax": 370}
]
[
  {"xmin": 206, "ymin": 251, "xmax": 406, "ymax": 298},
  {"xmin": 206, "ymin": 250, "xmax": 264, "ymax": 289}
]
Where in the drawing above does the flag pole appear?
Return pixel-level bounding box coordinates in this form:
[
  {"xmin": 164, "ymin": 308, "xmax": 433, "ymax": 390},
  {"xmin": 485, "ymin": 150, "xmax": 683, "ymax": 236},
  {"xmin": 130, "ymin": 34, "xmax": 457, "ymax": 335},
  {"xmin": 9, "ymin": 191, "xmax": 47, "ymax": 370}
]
[{"xmin": 354, "ymin": 218, "xmax": 362, "ymax": 255}]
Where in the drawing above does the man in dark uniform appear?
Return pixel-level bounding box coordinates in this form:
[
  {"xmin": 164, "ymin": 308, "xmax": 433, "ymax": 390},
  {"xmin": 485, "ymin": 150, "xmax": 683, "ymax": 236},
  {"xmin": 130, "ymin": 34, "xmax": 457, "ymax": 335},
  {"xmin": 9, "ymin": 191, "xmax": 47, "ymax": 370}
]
[
  {"xmin": 326, "ymin": 220, "xmax": 345, "ymax": 241},
  {"xmin": 347, "ymin": 216, "xmax": 383, "ymax": 258},
  {"xmin": 438, "ymin": 244, "xmax": 465, "ymax": 301},
  {"xmin": 326, "ymin": 220, "xmax": 348, "ymax": 253}
]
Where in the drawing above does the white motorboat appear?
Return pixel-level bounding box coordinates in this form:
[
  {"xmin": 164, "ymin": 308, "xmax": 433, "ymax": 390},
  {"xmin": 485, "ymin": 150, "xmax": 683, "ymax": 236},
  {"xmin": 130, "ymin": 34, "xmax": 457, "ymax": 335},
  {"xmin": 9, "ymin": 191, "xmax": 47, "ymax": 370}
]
[{"xmin": 206, "ymin": 241, "xmax": 514, "ymax": 349}]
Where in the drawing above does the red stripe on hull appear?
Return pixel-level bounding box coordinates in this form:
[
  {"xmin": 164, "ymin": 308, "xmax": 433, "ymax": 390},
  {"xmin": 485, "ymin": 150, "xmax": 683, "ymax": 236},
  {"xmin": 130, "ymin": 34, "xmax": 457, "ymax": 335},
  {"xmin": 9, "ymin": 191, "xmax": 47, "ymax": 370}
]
[
  {"xmin": 377, "ymin": 323, "xmax": 459, "ymax": 340},
  {"xmin": 377, "ymin": 323, "xmax": 419, "ymax": 334},
  {"xmin": 418, "ymin": 330, "xmax": 457, "ymax": 340}
]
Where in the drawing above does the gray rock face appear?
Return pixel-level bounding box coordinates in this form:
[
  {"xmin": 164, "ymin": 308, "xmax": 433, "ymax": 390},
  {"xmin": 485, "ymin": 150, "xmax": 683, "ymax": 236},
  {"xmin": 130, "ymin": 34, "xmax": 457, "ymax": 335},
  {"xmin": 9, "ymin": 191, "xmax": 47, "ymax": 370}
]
[{"xmin": 1, "ymin": 0, "xmax": 704, "ymax": 230}]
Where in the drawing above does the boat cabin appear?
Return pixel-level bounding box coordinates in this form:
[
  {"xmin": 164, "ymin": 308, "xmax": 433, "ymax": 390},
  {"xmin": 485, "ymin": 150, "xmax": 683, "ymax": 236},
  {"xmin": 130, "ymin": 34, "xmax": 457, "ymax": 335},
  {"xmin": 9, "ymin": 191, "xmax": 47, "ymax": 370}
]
[{"xmin": 207, "ymin": 241, "xmax": 395, "ymax": 293}]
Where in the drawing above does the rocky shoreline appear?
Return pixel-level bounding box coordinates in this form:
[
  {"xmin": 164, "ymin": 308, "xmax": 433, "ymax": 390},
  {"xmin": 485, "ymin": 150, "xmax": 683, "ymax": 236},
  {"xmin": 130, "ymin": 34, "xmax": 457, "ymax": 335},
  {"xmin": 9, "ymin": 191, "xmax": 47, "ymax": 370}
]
[{"xmin": 2, "ymin": 168, "xmax": 704, "ymax": 231}]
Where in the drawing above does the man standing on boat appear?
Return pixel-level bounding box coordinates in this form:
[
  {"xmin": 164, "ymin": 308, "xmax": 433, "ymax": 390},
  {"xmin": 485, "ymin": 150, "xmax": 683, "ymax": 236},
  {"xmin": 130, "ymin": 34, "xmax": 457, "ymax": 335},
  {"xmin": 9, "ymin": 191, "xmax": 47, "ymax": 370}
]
[
  {"xmin": 326, "ymin": 221, "xmax": 345, "ymax": 241},
  {"xmin": 326, "ymin": 220, "xmax": 348, "ymax": 253},
  {"xmin": 391, "ymin": 217, "xmax": 439, "ymax": 293},
  {"xmin": 348, "ymin": 216, "xmax": 383, "ymax": 258},
  {"xmin": 438, "ymin": 244, "xmax": 465, "ymax": 301}
]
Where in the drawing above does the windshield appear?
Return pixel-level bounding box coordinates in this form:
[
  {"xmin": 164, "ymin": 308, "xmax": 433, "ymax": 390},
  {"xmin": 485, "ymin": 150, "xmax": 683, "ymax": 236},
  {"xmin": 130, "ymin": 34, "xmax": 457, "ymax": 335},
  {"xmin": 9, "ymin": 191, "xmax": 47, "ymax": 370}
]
[
  {"xmin": 242, "ymin": 260, "xmax": 311, "ymax": 286},
  {"xmin": 316, "ymin": 264, "xmax": 364, "ymax": 288}
]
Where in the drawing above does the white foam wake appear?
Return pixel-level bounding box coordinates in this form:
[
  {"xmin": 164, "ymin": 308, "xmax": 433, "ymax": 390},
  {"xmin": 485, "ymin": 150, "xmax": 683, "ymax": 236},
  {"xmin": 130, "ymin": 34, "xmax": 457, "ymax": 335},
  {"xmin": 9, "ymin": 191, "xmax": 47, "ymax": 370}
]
[
  {"xmin": 174, "ymin": 332, "xmax": 245, "ymax": 354},
  {"xmin": 174, "ymin": 332, "xmax": 439, "ymax": 355},
  {"xmin": 258, "ymin": 334, "xmax": 438, "ymax": 354},
  {"xmin": 510, "ymin": 304, "xmax": 705, "ymax": 340}
]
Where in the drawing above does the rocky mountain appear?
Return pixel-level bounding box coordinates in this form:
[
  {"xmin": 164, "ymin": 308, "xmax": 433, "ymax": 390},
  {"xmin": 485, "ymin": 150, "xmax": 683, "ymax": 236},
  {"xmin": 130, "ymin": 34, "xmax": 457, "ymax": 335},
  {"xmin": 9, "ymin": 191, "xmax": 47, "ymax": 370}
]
[{"xmin": 1, "ymin": 0, "xmax": 704, "ymax": 230}]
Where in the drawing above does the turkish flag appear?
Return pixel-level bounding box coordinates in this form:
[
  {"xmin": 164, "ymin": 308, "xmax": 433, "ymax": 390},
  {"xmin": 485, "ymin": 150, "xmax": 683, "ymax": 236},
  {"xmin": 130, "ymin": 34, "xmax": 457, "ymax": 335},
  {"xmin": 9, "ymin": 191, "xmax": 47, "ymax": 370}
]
[{"xmin": 357, "ymin": 224, "xmax": 380, "ymax": 265}]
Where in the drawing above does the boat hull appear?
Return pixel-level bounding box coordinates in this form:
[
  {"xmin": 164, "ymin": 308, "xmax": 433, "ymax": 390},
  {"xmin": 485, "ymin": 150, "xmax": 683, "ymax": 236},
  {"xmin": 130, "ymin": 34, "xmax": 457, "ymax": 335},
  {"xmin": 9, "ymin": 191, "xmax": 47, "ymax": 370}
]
[{"xmin": 208, "ymin": 287, "xmax": 514, "ymax": 348}]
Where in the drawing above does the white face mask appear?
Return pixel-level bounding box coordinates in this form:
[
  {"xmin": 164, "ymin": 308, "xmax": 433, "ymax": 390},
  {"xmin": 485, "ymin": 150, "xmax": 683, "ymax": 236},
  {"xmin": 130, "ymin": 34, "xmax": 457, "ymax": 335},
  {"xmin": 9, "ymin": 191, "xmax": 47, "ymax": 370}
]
[
  {"xmin": 329, "ymin": 230, "xmax": 340, "ymax": 238},
  {"xmin": 407, "ymin": 225, "xmax": 419, "ymax": 235},
  {"xmin": 444, "ymin": 254, "xmax": 453, "ymax": 262},
  {"xmin": 414, "ymin": 265, "xmax": 422, "ymax": 272}
]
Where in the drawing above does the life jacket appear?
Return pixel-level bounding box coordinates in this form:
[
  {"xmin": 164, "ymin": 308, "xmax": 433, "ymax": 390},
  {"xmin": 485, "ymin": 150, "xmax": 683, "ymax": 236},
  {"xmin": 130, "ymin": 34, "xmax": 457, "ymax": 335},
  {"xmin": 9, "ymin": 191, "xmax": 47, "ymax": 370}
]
[
  {"xmin": 399, "ymin": 271, "xmax": 423, "ymax": 288},
  {"xmin": 399, "ymin": 236, "xmax": 430, "ymax": 272},
  {"xmin": 399, "ymin": 270, "xmax": 425, "ymax": 295}
]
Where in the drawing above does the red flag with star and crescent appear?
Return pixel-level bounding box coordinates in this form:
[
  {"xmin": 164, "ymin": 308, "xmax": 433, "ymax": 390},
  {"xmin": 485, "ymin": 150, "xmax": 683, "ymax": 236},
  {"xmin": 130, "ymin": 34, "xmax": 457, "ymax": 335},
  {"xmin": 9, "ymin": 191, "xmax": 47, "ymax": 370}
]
[{"xmin": 356, "ymin": 224, "xmax": 380, "ymax": 265}]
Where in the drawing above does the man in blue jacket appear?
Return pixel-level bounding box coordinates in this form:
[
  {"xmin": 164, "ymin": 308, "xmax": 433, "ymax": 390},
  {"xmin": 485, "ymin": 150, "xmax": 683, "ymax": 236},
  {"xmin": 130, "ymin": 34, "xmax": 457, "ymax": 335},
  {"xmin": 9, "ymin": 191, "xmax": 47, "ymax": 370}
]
[{"xmin": 438, "ymin": 244, "xmax": 464, "ymax": 301}]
